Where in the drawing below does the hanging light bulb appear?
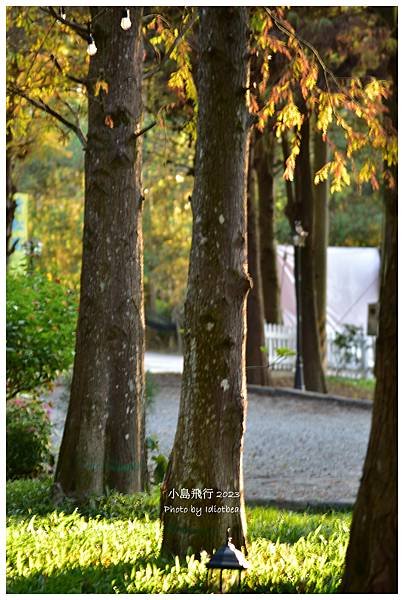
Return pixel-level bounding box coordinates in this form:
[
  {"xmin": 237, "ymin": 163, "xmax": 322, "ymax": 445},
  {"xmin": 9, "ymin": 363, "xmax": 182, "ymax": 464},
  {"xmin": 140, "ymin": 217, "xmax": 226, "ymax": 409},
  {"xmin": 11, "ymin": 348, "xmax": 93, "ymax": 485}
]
[
  {"xmin": 120, "ymin": 8, "xmax": 131, "ymax": 30},
  {"xmin": 59, "ymin": 7, "xmax": 66, "ymax": 20},
  {"xmin": 87, "ymin": 33, "xmax": 97, "ymax": 56}
]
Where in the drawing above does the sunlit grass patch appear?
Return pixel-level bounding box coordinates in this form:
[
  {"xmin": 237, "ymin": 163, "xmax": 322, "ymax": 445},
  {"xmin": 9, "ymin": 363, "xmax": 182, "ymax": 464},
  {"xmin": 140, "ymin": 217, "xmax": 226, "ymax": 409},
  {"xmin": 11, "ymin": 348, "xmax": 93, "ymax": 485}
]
[{"xmin": 7, "ymin": 478, "xmax": 350, "ymax": 593}]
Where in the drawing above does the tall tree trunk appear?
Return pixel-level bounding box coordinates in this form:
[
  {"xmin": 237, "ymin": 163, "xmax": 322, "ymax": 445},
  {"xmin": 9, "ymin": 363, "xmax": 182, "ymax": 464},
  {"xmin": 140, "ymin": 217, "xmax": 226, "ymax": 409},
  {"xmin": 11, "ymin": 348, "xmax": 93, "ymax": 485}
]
[
  {"xmin": 341, "ymin": 10, "xmax": 397, "ymax": 591},
  {"xmin": 55, "ymin": 7, "xmax": 146, "ymax": 497},
  {"xmin": 256, "ymin": 130, "xmax": 282, "ymax": 324},
  {"xmin": 284, "ymin": 115, "xmax": 327, "ymax": 393},
  {"xmin": 247, "ymin": 137, "xmax": 271, "ymax": 385},
  {"xmin": 6, "ymin": 125, "xmax": 17, "ymax": 263},
  {"xmin": 161, "ymin": 7, "xmax": 250, "ymax": 557},
  {"xmin": 312, "ymin": 127, "xmax": 329, "ymax": 369},
  {"xmin": 341, "ymin": 166, "xmax": 397, "ymax": 594},
  {"xmin": 296, "ymin": 116, "xmax": 327, "ymax": 392}
]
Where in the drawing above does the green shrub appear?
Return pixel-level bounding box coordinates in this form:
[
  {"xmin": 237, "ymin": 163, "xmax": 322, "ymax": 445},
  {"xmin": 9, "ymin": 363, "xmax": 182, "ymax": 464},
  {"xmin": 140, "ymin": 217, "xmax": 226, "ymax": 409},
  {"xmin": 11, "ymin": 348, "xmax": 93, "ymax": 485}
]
[
  {"xmin": 146, "ymin": 435, "xmax": 168, "ymax": 484},
  {"xmin": 333, "ymin": 324, "xmax": 365, "ymax": 375},
  {"xmin": 6, "ymin": 397, "xmax": 52, "ymax": 479},
  {"xmin": 6, "ymin": 477, "xmax": 161, "ymax": 520},
  {"xmin": 6, "ymin": 477, "xmax": 56, "ymax": 516},
  {"xmin": 6, "ymin": 270, "xmax": 78, "ymax": 398}
]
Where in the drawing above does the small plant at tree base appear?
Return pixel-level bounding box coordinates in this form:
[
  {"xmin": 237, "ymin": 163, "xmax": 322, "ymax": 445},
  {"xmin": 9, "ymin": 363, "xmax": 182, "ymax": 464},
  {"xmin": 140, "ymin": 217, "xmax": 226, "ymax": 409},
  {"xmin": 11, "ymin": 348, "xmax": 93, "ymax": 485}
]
[
  {"xmin": 146, "ymin": 435, "xmax": 168, "ymax": 484},
  {"xmin": 271, "ymin": 347, "xmax": 296, "ymax": 370},
  {"xmin": 6, "ymin": 270, "xmax": 78, "ymax": 399},
  {"xmin": 333, "ymin": 324, "xmax": 365, "ymax": 376},
  {"xmin": 6, "ymin": 397, "xmax": 52, "ymax": 479}
]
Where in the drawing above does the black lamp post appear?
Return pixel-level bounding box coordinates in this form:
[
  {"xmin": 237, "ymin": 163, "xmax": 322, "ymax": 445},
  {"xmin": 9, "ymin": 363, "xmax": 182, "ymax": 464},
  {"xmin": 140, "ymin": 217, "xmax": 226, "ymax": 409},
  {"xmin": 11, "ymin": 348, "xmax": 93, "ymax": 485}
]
[
  {"xmin": 293, "ymin": 221, "xmax": 308, "ymax": 390},
  {"xmin": 207, "ymin": 528, "xmax": 249, "ymax": 593}
]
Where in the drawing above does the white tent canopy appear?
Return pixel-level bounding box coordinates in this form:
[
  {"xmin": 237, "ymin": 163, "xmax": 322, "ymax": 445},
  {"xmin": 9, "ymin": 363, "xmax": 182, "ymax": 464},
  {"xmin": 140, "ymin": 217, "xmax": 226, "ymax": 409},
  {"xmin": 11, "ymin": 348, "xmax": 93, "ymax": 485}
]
[{"xmin": 277, "ymin": 245, "xmax": 380, "ymax": 333}]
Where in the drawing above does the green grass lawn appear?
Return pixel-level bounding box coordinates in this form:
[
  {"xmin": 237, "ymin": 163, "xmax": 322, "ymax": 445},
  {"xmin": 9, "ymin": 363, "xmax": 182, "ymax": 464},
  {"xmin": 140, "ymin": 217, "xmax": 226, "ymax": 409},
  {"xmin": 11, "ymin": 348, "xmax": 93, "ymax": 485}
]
[
  {"xmin": 7, "ymin": 478, "xmax": 351, "ymax": 593},
  {"xmin": 272, "ymin": 372, "xmax": 375, "ymax": 400},
  {"xmin": 325, "ymin": 375, "xmax": 375, "ymax": 400}
]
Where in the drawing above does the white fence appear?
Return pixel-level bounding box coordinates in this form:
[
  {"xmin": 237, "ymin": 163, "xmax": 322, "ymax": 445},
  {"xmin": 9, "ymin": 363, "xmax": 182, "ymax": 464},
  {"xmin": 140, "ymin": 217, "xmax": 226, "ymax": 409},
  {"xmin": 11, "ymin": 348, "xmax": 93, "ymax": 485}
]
[{"xmin": 264, "ymin": 323, "xmax": 376, "ymax": 379}]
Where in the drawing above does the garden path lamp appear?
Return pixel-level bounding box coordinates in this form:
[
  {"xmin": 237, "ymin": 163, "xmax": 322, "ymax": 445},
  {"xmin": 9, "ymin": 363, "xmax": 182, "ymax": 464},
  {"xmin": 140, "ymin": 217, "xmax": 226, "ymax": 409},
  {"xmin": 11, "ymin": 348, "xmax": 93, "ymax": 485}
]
[
  {"xmin": 207, "ymin": 528, "xmax": 249, "ymax": 593},
  {"xmin": 293, "ymin": 220, "xmax": 308, "ymax": 390}
]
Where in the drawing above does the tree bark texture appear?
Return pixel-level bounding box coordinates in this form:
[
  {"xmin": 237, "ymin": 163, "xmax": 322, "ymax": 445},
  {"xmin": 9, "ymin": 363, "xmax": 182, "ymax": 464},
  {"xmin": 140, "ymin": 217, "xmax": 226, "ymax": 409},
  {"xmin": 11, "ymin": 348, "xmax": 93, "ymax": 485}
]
[
  {"xmin": 256, "ymin": 130, "xmax": 282, "ymax": 324},
  {"xmin": 341, "ymin": 167, "xmax": 397, "ymax": 594},
  {"xmin": 55, "ymin": 7, "xmax": 146, "ymax": 497},
  {"xmin": 292, "ymin": 115, "xmax": 327, "ymax": 393},
  {"xmin": 312, "ymin": 127, "xmax": 329, "ymax": 369},
  {"xmin": 161, "ymin": 7, "xmax": 250, "ymax": 557},
  {"xmin": 246, "ymin": 137, "xmax": 271, "ymax": 385},
  {"xmin": 341, "ymin": 11, "xmax": 397, "ymax": 591},
  {"xmin": 6, "ymin": 125, "xmax": 17, "ymax": 262}
]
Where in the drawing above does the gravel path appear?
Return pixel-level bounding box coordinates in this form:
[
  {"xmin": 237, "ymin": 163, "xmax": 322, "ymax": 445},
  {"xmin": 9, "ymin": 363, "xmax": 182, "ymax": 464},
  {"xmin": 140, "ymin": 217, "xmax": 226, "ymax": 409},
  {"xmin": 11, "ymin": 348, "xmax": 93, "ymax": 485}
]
[
  {"xmin": 146, "ymin": 375, "xmax": 371, "ymax": 506},
  {"xmin": 46, "ymin": 373, "xmax": 371, "ymax": 506}
]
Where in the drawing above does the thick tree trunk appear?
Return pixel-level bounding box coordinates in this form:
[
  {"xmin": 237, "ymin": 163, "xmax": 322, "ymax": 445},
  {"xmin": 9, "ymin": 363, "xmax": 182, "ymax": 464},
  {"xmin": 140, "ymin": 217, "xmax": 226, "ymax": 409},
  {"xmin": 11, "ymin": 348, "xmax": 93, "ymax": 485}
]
[
  {"xmin": 246, "ymin": 138, "xmax": 271, "ymax": 385},
  {"xmin": 312, "ymin": 128, "xmax": 329, "ymax": 369},
  {"xmin": 341, "ymin": 171, "xmax": 397, "ymax": 593},
  {"xmin": 161, "ymin": 7, "xmax": 250, "ymax": 557},
  {"xmin": 256, "ymin": 131, "xmax": 282, "ymax": 324},
  {"xmin": 292, "ymin": 116, "xmax": 327, "ymax": 392},
  {"xmin": 341, "ymin": 12, "xmax": 397, "ymax": 591},
  {"xmin": 55, "ymin": 7, "xmax": 146, "ymax": 497}
]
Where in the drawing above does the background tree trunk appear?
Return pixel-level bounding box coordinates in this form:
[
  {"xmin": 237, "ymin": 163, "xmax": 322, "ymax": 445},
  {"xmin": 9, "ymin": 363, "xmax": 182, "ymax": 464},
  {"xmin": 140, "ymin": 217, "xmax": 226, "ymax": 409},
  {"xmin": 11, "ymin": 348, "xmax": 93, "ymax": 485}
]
[
  {"xmin": 55, "ymin": 7, "xmax": 146, "ymax": 497},
  {"xmin": 312, "ymin": 127, "xmax": 329, "ymax": 369},
  {"xmin": 247, "ymin": 137, "xmax": 271, "ymax": 385},
  {"xmin": 6, "ymin": 125, "xmax": 17, "ymax": 263},
  {"xmin": 282, "ymin": 124, "xmax": 327, "ymax": 392},
  {"xmin": 161, "ymin": 7, "xmax": 250, "ymax": 557},
  {"xmin": 341, "ymin": 9, "xmax": 397, "ymax": 591},
  {"xmin": 293, "ymin": 114, "xmax": 327, "ymax": 392},
  {"xmin": 256, "ymin": 130, "xmax": 282, "ymax": 324}
]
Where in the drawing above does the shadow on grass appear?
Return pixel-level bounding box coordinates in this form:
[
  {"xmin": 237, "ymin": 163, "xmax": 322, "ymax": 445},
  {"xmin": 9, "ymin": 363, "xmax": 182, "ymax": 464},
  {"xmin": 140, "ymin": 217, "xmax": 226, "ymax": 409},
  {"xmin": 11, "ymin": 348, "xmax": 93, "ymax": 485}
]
[
  {"xmin": 6, "ymin": 477, "xmax": 160, "ymax": 522},
  {"xmin": 246, "ymin": 498, "xmax": 353, "ymax": 513},
  {"xmin": 246, "ymin": 503, "xmax": 351, "ymax": 545},
  {"xmin": 7, "ymin": 557, "xmax": 339, "ymax": 595},
  {"xmin": 7, "ymin": 555, "xmax": 209, "ymax": 594}
]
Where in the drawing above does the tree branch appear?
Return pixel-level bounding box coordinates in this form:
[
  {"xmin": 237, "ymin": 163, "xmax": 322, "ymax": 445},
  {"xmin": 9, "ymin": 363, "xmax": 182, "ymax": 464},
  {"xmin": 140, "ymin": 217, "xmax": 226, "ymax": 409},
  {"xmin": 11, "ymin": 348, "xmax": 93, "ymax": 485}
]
[
  {"xmin": 21, "ymin": 14, "xmax": 57, "ymax": 89},
  {"xmin": 142, "ymin": 12, "xmax": 172, "ymax": 28},
  {"xmin": 50, "ymin": 54, "xmax": 88, "ymax": 87},
  {"xmin": 143, "ymin": 13, "xmax": 198, "ymax": 81},
  {"xmin": 134, "ymin": 121, "xmax": 157, "ymax": 138},
  {"xmin": 11, "ymin": 87, "xmax": 87, "ymax": 148},
  {"xmin": 264, "ymin": 8, "xmax": 332, "ymax": 82},
  {"xmin": 7, "ymin": 238, "xmax": 19, "ymax": 258},
  {"xmin": 41, "ymin": 7, "xmax": 89, "ymax": 40},
  {"xmin": 263, "ymin": 7, "xmax": 351, "ymax": 122},
  {"xmin": 54, "ymin": 90, "xmax": 83, "ymax": 124}
]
